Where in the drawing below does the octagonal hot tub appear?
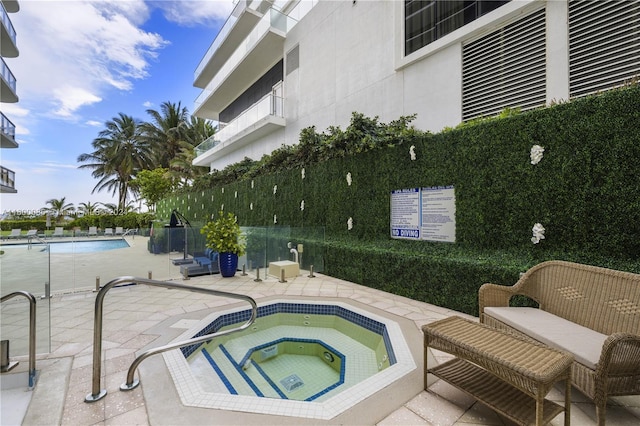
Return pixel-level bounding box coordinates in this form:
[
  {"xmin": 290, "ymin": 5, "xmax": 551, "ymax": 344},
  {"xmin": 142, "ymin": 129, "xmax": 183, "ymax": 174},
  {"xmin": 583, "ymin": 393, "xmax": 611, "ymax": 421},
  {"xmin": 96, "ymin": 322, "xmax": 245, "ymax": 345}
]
[{"xmin": 163, "ymin": 300, "xmax": 416, "ymax": 420}]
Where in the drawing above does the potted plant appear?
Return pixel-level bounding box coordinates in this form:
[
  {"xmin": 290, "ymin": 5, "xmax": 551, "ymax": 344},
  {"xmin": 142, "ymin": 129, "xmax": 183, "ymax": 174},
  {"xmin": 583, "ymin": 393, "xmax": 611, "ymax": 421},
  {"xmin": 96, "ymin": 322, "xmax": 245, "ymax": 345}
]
[{"xmin": 200, "ymin": 211, "xmax": 246, "ymax": 277}]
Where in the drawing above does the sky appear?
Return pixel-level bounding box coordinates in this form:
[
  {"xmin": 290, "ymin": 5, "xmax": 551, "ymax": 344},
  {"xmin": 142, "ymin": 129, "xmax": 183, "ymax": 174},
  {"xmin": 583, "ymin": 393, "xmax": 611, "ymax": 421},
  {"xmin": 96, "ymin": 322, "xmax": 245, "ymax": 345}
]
[{"xmin": 0, "ymin": 0, "xmax": 234, "ymax": 215}]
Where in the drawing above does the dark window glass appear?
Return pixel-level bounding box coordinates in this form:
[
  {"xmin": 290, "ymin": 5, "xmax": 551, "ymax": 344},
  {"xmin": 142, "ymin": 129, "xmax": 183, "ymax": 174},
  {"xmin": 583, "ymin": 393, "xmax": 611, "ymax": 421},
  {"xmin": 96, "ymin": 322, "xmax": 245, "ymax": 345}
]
[
  {"xmin": 219, "ymin": 60, "xmax": 283, "ymax": 123},
  {"xmin": 405, "ymin": 0, "xmax": 510, "ymax": 56}
]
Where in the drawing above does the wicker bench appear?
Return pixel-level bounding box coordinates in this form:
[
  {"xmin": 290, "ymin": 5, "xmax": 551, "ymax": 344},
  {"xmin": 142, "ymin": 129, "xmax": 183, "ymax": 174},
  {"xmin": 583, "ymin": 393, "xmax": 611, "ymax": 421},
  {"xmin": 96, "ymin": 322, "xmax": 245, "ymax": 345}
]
[
  {"xmin": 423, "ymin": 316, "xmax": 573, "ymax": 425},
  {"xmin": 479, "ymin": 260, "xmax": 640, "ymax": 425}
]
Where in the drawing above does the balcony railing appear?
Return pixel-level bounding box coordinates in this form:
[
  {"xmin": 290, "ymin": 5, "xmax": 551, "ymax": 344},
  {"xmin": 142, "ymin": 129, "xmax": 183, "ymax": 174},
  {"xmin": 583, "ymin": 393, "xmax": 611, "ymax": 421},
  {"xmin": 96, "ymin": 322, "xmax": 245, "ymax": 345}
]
[
  {"xmin": 194, "ymin": 0, "xmax": 250, "ymax": 81},
  {"xmin": 195, "ymin": 93, "xmax": 284, "ymax": 158},
  {"xmin": 1, "ymin": 57, "xmax": 17, "ymax": 92},
  {"xmin": 1, "ymin": 166, "xmax": 16, "ymax": 190},
  {"xmin": 1, "ymin": 112, "xmax": 16, "ymax": 140},
  {"xmin": 194, "ymin": 8, "xmax": 297, "ymax": 111},
  {"xmin": 194, "ymin": 134, "xmax": 219, "ymax": 158},
  {"xmin": 287, "ymin": 0, "xmax": 319, "ymax": 22},
  {"xmin": 1, "ymin": 2, "xmax": 17, "ymax": 47}
]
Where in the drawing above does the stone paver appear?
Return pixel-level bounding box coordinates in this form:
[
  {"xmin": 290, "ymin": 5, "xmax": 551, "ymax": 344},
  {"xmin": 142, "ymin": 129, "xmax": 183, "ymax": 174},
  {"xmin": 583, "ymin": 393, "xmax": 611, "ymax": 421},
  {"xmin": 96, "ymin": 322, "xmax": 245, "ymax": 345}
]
[{"xmin": 1, "ymin": 237, "xmax": 639, "ymax": 425}]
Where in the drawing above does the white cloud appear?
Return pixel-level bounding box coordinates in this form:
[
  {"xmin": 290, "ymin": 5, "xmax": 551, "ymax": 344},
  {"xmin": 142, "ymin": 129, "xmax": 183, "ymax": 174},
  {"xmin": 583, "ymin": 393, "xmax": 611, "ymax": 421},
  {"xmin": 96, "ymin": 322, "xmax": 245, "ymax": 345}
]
[
  {"xmin": 93, "ymin": 0, "xmax": 152, "ymax": 25},
  {"xmin": 52, "ymin": 86, "xmax": 102, "ymax": 118},
  {"xmin": 11, "ymin": 1, "xmax": 168, "ymax": 120},
  {"xmin": 0, "ymin": 103, "xmax": 29, "ymax": 117},
  {"xmin": 85, "ymin": 120, "xmax": 103, "ymax": 127},
  {"xmin": 143, "ymin": 101, "xmax": 154, "ymax": 108},
  {"xmin": 38, "ymin": 161, "xmax": 79, "ymax": 170},
  {"xmin": 156, "ymin": 0, "xmax": 234, "ymax": 26}
]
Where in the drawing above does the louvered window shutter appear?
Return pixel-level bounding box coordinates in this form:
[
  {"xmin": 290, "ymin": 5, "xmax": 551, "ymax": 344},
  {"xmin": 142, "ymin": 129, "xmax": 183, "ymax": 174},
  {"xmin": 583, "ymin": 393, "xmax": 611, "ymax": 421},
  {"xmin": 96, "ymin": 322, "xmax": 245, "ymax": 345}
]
[{"xmin": 462, "ymin": 9, "xmax": 546, "ymax": 121}]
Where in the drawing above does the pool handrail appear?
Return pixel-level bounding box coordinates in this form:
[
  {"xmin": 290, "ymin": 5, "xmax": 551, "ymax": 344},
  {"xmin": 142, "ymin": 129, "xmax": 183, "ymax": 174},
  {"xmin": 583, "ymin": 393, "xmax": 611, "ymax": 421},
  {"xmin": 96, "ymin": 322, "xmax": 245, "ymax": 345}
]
[
  {"xmin": 27, "ymin": 234, "xmax": 48, "ymax": 249},
  {"xmin": 120, "ymin": 228, "xmax": 136, "ymax": 238},
  {"xmin": 0, "ymin": 290, "xmax": 37, "ymax": 387},
  {"xmin": 84, "ymin": 276, "xmax": 258, "ymax": 403}
]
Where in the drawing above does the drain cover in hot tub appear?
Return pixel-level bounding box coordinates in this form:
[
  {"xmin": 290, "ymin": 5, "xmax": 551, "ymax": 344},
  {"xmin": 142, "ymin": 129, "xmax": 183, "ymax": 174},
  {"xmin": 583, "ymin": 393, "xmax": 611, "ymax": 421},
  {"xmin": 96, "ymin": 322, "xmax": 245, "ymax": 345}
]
[{"xmin": 280, "ymin": 374, "xmax": 304, "ymax": 392}]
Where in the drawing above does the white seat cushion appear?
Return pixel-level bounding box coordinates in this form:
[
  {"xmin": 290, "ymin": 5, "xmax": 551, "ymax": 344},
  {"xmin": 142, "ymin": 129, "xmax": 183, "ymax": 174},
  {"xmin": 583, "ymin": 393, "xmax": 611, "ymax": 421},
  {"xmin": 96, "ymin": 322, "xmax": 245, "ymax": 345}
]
[{"xmin": 484, "ymin": 307, "xmax": 607, "ymax": 369}]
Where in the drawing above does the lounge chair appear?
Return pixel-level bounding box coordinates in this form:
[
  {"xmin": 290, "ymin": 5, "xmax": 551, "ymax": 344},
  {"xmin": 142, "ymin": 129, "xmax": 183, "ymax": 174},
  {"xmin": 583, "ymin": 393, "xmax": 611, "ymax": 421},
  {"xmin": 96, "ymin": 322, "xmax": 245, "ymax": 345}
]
[
  {"xmin": 6, "ymin": 228, "xmax": 22, "ymax": 239},
  {"xmin": 88, "ymin": 226, "xmax": 98, "ymax": 237},
  {"xmin": 104, "ymin": 228, "xmax": 113, "ymax": 236},
  {"xmin": 25, "ymin": 229, "xmax": 38, "ymax": 239},
  {"xmin": 194, "ymin": 248, "xmax": 212, "ymax": 267},
  {"xmin": 115, "ymin": 226, "xmax": 124, "ymax": 235},
  {"xmin": 194, "ymin": 249, "xmax": 219, "ymax": 274},
  {"xmin": 52, "ymin": 227, "xmax": 64, "ymax": 238}
]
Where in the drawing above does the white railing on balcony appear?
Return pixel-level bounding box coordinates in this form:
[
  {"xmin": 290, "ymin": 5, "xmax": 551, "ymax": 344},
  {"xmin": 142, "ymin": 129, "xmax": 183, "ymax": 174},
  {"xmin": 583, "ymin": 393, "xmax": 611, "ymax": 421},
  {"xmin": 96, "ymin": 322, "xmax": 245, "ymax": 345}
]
[
  {"xmin": 1, "ymin": 2, "xmax": 17, "ymax": 46},
  {"xmin": 194, "ymin": 0, "xmax": 249, "ymax": 81},
  {"xmin": 194, "ymin": 8, "xmax": 298, "ymax": 111},
  {"xmin": 1, "ymin": 166, "xmax": 16, "ymax": 190},
  {"xmin": 1, "ymin": 57, "xmax": 16, "ymax": 92},
  {"xmin": 287, "ymin": 0, "xmax": 319, "ymax": 22},
  {"xmin": 195, "ymin": 93, "xmax": 284, "ymax": 158},
  {"xmin": 217, "ymin": 93, "xmax": 284, "ymax": 140},
  {"xmin": 194, "ymin": 134, "xmax": 218, "ymax": 158},
  {"xmin": 194, "ymin": 1, "xmax": 275, "ymax": 82},
  {"xmin": 1, "ymin": 112, "xmax": 16, "ymax": 139}
]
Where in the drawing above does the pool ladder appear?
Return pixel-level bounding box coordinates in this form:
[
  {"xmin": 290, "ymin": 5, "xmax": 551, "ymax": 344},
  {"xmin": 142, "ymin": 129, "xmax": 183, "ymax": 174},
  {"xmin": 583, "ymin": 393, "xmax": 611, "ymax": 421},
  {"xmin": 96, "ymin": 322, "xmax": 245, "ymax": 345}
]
[
  {"xmin": 120, "ymin": 228, "xmax": 136, "ymax": 239},
  {"xmin": 27, "ymin": 235, "xmax": 48, "ymax": 249},
  {"xmin": 0, "ymin": 291, "xmax": 37, "ymax": 388},
  {"xmin": 85, "ymin": 276, "xmax": 258, "ymax": 403}
]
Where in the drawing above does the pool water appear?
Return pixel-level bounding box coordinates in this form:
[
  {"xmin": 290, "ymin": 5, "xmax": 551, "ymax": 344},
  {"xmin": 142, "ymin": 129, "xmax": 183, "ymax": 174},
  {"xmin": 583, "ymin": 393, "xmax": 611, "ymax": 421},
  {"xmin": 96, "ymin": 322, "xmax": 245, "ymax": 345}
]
[
  {"xmin": 165, "ymin": 300, "xmax": 415, "ymax": 420},
  {"xmin": 196, "ymin": 338, "xmax": 346, "ymax": 401},
  {"xmin": 1, "ymin": 239, "xmax": 130, "ymax": 253}
]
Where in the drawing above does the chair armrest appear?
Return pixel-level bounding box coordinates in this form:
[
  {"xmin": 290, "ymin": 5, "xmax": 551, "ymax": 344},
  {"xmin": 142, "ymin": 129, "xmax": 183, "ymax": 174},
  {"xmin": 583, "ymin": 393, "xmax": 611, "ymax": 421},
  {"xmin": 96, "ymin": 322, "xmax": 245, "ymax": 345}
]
[
  {"xmin": 478, "ymin": 283, "xmax": 515, "ymax": 321},
  {"xmin": 597, "ymin": 333, "xmax": 640, "ymax": 377}
]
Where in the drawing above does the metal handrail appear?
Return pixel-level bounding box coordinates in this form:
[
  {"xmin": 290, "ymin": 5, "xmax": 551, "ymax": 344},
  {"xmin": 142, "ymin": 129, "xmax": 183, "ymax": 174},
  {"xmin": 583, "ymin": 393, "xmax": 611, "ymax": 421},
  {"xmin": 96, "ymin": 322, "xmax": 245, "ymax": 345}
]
[
  {"xmin": 121, "ymin": 228, "xmax": 135, "ymax": 238},
  {"xmin": 85, "ymin": 276, "xmax": 258, "ymax": 403},
  {"xmin": 27, "ymin": 235, "xmax": 48, "ymax": 248},
  {"xmin": 0, "ymin": 291, "xmax": 37, "ymax": 387}
]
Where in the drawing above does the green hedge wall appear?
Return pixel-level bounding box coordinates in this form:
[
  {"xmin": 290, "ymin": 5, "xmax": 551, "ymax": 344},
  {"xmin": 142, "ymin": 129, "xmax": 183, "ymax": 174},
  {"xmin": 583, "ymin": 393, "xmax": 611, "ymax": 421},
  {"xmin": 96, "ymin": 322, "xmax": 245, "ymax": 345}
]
[
  {"xmin": 157, "ymin": 86, "xmax": 640, "ymax": 315},
  {"xmin": 0, "ymin": 213, "xmax": 156, "ymax": 232},
  {"xmin": 0, "ymin": 220, "xmax": 48, "ymax": 232}
]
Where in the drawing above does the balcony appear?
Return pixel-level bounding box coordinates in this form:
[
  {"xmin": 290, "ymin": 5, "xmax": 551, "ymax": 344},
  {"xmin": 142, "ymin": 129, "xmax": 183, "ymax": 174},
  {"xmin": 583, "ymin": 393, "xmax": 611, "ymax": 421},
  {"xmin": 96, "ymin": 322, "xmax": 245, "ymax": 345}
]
[
  {"xmin": 194, "ymin": 0, "xmax": 271, "ymax": 88},
  {"xmin": 0, "ymin": 165, "xmax": 16, "ymax": 193},
  {"xmin": 1, "ymin": 112, "xmax": 17, "ymax": 148},
  {"xmin": 193, "ymin": 93, "xmax": 285, "ymax": 167},
  {"xmin": 1, "ymin": 57, "xmax": 17, "ymax": 102},
  {"xmin": 1, "ymin": 1, "xmax": 18, "ymax": 58},
  {"xmin": 194, "ymin": 8, "xmax": 297, "ymax": 120}
]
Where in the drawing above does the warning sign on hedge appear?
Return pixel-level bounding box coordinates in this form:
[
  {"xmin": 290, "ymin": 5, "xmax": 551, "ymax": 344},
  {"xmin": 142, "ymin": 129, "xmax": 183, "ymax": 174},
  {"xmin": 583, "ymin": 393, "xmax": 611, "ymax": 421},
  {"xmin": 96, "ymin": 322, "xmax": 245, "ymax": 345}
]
[
  {"xmin": 390, "ymin": 188, "xmax": 421, "ymax": 239},
  {"xmin": 390, "ymin": 186, "xmax": 455, "ymax": 242}
]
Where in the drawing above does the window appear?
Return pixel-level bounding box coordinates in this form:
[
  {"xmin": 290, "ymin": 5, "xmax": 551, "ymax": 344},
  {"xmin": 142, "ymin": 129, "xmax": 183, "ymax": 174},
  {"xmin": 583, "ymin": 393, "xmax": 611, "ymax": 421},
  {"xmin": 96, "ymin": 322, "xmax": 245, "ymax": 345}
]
[
  {"xmin": 286, "ymin": 45, "xmax": 299, "ymax": 75},
  {"xmin": 405, "ymin": 1, "xmax": 510, "ymax": 56},
  {"xmin": 219, "ymin": 60, "xmax": 284, "ymax": 123}
]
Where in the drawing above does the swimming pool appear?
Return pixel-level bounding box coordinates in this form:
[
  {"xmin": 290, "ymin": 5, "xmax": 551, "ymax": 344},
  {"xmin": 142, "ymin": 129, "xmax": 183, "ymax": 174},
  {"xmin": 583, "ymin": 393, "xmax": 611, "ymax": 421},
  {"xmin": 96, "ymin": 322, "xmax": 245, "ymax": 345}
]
[
  {"xmin": 164, "ymin": 300, "xmax": 416, "ymax": 420},
  {"xmin": 1, "ymin": 239, "xmax": 130, "ymax": 253}
]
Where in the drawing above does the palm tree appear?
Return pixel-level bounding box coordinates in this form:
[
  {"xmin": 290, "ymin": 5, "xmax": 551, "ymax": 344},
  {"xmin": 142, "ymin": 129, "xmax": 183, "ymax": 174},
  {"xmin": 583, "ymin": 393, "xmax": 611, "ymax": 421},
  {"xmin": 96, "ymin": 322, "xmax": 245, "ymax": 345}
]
[
  {"xmin": 78, "ymin": 113, "xmax": 154, "ymax": 211},
  {"xmin": 141, "ymin": 101, "xmax": 190, "ymax": 168},
  {"xmin": 43, "ymin": 197, "xmax": 75, "ymax": 223},
  {"xmin": 77, "ymin": 201, "xmax": 100, "ymax": 216},
  {"xmin": 187, "ymin": 115, "xmax": 216, "ymax": 146},
  {"xmin": 100, "ymin": 201, "xmax": 138, "ymax": 214},
  {"xmin": 167, "ymin": 116, "xmax": 214, "ymax": 187}
]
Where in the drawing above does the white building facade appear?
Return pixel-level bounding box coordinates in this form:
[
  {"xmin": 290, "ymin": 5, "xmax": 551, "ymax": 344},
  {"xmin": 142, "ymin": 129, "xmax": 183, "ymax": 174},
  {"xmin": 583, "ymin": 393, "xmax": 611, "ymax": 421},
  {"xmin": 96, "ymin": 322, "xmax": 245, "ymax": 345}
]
[{"xmin": 193, "ymin": 0, "xmax": 640, "ymax": 171}]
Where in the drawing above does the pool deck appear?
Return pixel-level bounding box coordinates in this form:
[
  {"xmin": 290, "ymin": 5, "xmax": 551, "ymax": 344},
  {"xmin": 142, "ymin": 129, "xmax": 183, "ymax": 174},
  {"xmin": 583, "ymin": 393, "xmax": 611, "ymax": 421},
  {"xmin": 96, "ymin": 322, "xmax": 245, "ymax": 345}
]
[{"xmin": 1, "ymin": 237, "xmax": 639, "ymax": 425}]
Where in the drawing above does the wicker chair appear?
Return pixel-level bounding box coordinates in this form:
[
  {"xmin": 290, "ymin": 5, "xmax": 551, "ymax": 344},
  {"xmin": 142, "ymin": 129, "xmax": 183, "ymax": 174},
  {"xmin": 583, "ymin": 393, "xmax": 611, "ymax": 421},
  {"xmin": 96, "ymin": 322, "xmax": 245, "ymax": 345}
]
[{"xmin": 479, "ymin": 260, "xmax": 640, "ymax": 425}]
